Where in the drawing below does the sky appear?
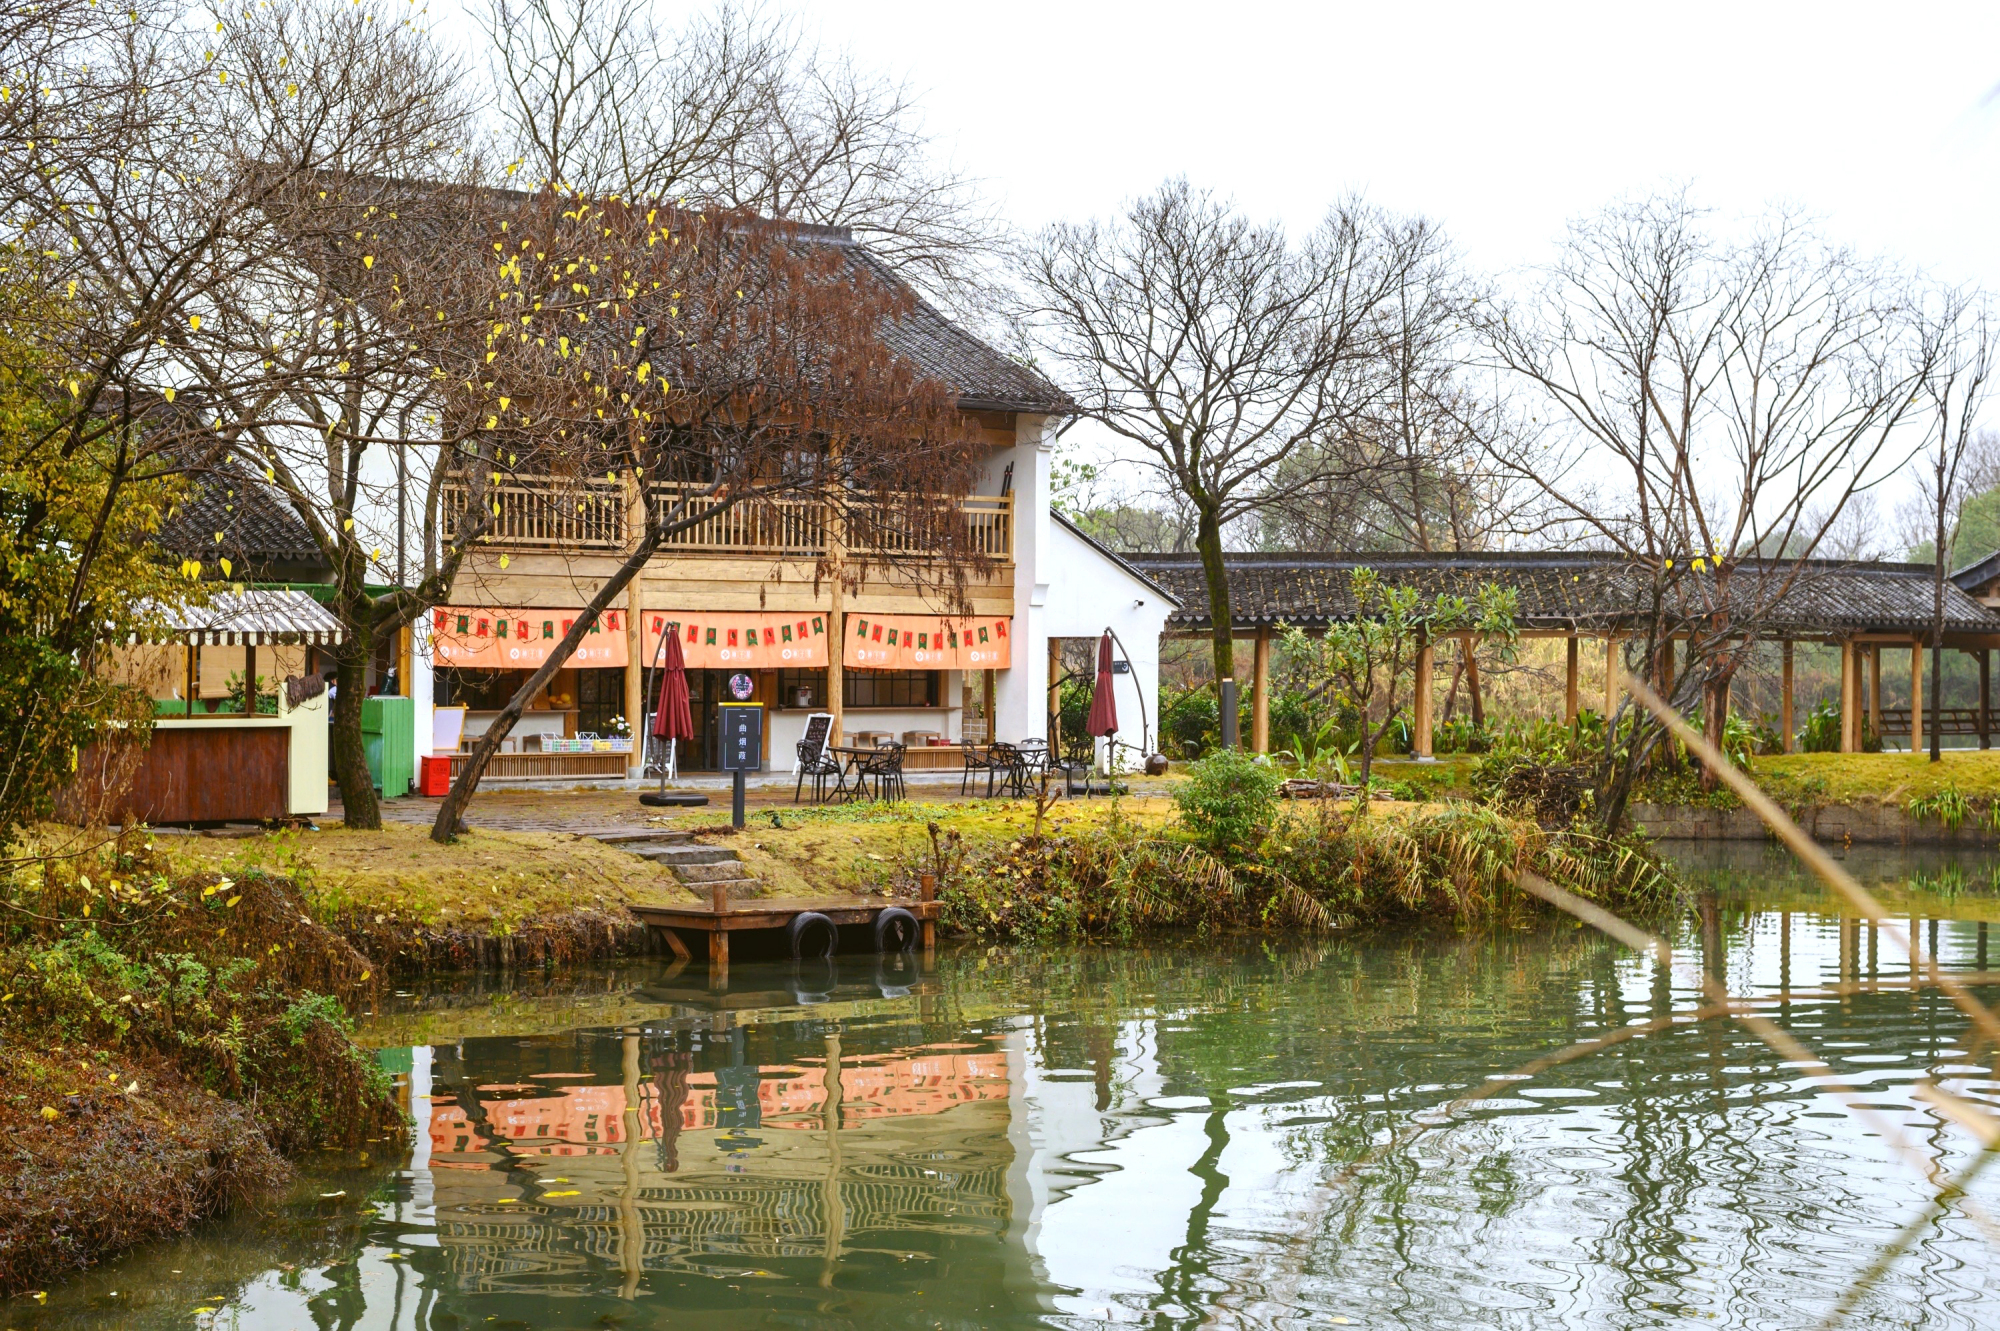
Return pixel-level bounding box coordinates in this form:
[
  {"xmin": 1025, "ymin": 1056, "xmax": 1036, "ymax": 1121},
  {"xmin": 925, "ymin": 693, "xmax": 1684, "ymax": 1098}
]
[{"xmin": 440, "ymin": 0, "xmax": 2000, "ymax": 519}]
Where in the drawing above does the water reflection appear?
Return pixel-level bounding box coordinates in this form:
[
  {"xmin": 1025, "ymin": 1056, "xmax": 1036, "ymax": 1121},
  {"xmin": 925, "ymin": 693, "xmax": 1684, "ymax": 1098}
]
[{"xmin": 20, "ymin": 848, "xmax": 2000, "ymax": 1330}]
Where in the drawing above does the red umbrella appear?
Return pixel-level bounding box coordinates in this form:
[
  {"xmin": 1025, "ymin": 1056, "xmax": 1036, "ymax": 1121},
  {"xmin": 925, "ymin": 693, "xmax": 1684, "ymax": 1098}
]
[
  {"xmin": 651, "ymin": 626, "xmax": 694, "ymax": 741},
  {"xmin": 1085, "ymin": 631, "xmax": 1119, "ymax": 738}
]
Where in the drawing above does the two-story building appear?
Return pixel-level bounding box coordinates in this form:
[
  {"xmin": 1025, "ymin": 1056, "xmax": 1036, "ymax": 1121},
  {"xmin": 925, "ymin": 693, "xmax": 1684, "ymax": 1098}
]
[{"xmin": 388, "ymin": 225, "xmax": 1175, "ymax": 783}]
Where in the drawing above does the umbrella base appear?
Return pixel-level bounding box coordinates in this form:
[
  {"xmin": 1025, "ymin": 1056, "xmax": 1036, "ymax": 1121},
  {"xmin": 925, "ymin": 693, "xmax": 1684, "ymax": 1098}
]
[{"xmin": 640, "ymin": 792, "xmax": 710, "ymax": 808}]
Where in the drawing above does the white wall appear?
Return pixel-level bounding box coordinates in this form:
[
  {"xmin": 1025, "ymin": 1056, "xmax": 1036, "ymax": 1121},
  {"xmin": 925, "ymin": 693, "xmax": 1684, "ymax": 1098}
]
[
  {"xmin": 1040, "ymin": 517, "xmax": 1174, "ymax": 771},
  {"xmin": 992, "ymin": 415, "xmax": 1054, "ymax": 744}
]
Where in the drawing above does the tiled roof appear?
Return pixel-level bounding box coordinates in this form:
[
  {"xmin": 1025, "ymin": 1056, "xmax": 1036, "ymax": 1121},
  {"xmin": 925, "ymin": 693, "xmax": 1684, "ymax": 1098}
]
[
  {"xmin": 1128, "ymin": 550, "xmax": 2000, "ymax": 639},
  {"xmin": 159, "ymin": 461, "xmax": 324, "ymax": 570},
  {"xmin": 841, "ymin": 246, "xmax": 1070, "ymax": 413}
]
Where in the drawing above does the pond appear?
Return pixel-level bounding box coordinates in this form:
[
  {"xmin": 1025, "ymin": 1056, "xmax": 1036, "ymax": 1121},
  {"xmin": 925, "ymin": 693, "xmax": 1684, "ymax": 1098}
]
[{"xmin": 18, "ymin": 844, "xmax": 2000, "ymax": 1329}]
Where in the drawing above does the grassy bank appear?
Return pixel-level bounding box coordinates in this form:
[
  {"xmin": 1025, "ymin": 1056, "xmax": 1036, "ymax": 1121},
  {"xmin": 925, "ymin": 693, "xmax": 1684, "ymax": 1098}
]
[
  {"xmin": 158, "ymin": 823, "xmax": 698, "ymax": 971},
  {"xmin": 0, "ymin": 828, "xmax": 402, "ymax": 1295}
]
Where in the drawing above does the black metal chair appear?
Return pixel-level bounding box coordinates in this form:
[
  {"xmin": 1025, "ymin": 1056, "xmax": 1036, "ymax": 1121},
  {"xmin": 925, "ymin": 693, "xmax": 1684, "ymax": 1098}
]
[
  {"xmin": 959, "ymin": 740, "xmax": 996, "ymax": 796},
  {"xmin": 985, "ymin": 741, "xmax": 1030, "ymax": 798},
  {"xmin": 1050, "ymin": 732, "xmax": 1101, "ymax": 796},
  {"xmin": 794, "ymin": 739, "xmax": 846, "ymax": 803},
  {"xmin": 855, "ymin": 742, "xmax": 907, "ymax": 802}
]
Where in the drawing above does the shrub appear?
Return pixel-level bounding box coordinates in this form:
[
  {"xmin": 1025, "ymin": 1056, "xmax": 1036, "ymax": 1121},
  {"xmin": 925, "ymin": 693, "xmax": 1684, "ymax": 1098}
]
[
  {"xmin": 1171, "ymin": 749, "xmax": 1283, "ymax": 855},
  {"xmin": 1160, "ymin": 686, "xmax": 1219, "ymax": 758}
]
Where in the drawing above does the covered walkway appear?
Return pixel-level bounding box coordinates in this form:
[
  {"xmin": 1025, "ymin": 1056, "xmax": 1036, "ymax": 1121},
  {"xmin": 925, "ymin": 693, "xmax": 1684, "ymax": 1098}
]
[{"xmin": 1127, "ymin": 551, "xmax": 2000, "ymax": 755}]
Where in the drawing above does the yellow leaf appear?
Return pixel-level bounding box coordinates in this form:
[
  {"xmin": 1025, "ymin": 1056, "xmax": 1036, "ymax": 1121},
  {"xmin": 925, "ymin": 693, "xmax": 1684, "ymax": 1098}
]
[
  {"xmin": 359, "ymin": 969, "xmax": 370, "ymax": 980},
  {"xmin": 162, "ymin": 386, "xmax": 175, "ymax": 402},
  {"xmin": 189, "ymin": 313, "xmax": 201, "ymax": 330},
  {"xmin": 498, "ymin": 396, "xmax": 510, "ymax": 410},
  {"xmin": 39, "ymin": 1106, "xmax": 58, "ymax": 1122},
  {"xmin": 337, "ymin": 360, "xmax": 350, "ymax": 373},
  {"xmin": 343, "ymin": 517, "xmax": 354, "ymax": 530},
  {"xmin": 362, "ymin": 255, "xmax": 374, "ymax": 269},
  {"xmin": 225, "ymin": 895, "xmax": 240, "ymax": 908},
  {"xmin": 287, "ymin": 82, "xmax": 297, "ymax": 96},
  {"xmin": 498, "ymin": 554, "xmax": 510, "ymax": 568},
  {"xmin": 218, "ymin": 557, "xmax": 232, "ymax": 577},
  {"xmin": 543, "ymin": 1190, "xmax": 580, "ymax": 1198}
]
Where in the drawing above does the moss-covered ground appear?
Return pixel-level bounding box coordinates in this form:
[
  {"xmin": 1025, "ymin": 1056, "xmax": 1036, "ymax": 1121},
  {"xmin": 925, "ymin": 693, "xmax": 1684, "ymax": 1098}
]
[{"xmin": 158, "ymin": 823, "xmax": 698, "ymax": 928}]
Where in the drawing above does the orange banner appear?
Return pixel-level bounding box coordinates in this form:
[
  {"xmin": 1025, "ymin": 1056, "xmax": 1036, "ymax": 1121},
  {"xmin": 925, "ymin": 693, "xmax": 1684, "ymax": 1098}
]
[
  {"xmin": 431, "ymin": 607, "xmax": 628, "ymax": 669},
  {"xmin": 642, "ymin": 611, "xmax": 831, "ymax": 670},
  {"xmin": 844, "ymin": 613, "xmax": 1011, "ymax": 670}
]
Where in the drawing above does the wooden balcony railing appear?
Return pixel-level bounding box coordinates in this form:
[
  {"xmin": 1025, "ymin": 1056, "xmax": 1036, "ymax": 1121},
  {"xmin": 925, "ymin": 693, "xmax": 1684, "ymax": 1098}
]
[
  {"xmin": 445, "ymin": 474, "xmax": 1012, "ymax": 562},
  {"xmin": 440, "ymin": 475, "xmax": 628, "ymax": 551},
  {"xmin": 649, "ymin": 484, "xmax": 1011, "ymax": 562}
]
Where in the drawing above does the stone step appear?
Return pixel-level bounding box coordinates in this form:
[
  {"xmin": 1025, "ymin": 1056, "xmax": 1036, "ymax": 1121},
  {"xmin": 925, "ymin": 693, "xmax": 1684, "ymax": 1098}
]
[
  {"xmin": 672, "ymin": 862, "xmax": 762, "ymax": 885},
  {"xmin": 635, "ymin": 845, "xmax": 739, "ymax": 866},
  {"xmin": 596, "ymin": 830, "xmax": 693, "ymax": 846}
]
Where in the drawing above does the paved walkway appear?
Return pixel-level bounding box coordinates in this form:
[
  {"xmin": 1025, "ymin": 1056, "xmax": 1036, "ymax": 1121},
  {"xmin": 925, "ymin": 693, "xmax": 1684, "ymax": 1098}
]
[{"xmin": 331, "ymin": 773, "xmax": 1167, "ymax": 835}]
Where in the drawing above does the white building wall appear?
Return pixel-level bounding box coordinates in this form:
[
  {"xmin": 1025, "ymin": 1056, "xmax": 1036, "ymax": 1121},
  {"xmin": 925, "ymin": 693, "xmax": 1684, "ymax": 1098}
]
[
  {"xmin": 1040, "ymin": 518, "xmax": 1174, "ymax": 769},
  {"xmin": 993, "ymin": 415, "xmax": 1055, "ymax": 744}
]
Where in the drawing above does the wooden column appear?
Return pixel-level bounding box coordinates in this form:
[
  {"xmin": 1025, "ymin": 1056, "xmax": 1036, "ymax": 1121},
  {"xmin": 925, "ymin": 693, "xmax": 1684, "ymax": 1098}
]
[
  {"xmin": 1780, "ymin": 640, "xmax": 1795, "ymax": 753},
  {"xmin": 1047, "ymin": 635, "xmax": 1063, "ymax": 747},
  {"xmin": 1603, "ymin": 636, "xmax": 1620, "ymax": 716},
  {"xmin": 625, "ymin": 475, "xmax": 646, "ymax": 777},
  {"xmin": 1564, "ymin": 635, "xmax": 1579, "ymax": 723},
  {"xmin": 1868, "ymin": 645, "xmax": 1882, "ymax": 743},
  {"xmin": 1413, "ymin": 638, "xmax": 1434, "ymax": 758},
  {"xmin": 826, "ymin": 454, "xmax": 846, "ymax": 746},
  {"xmin": 1910, "ymin": 639, "xmax": 1925, "ymax": 754},
  {"xmin": 1838, "ymin": 639, "xmax": 1856, "ymax": 753},
  {"xmin": 1981, "ymin": 650, "xmax": 1992, "ymax": 750},
  {"xmin": 1251, "ymin": 630, "xmax": 1272, "ymax": 754},
  {"xmin": 982, "ymin": 668, "xmax": 996, "ymax": 745},
  {"xmin": 242, "ymin": 644, "xmax": 258, "ymax": 715}
]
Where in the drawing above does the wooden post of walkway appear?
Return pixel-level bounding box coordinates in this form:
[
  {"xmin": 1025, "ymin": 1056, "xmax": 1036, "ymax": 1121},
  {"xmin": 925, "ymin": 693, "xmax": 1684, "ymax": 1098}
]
[
  {"xmin": 1564, "ymin": 635, "xmax": 1579, "ymax": 723},
  {"xmin": 1981, "ymin": 649, "xmax": 1992, "ymax": 750},
  {"xmin": 1910, "ymin": 638, "xmax": 1925, "ymax": 754},
  {"xmin": 1781, "ymin": 640, "xmax": 1795, "ymax": 753},
  {"xmin": 1413, "ymin": 636, "xmax": 1434, "ymax": 759},
  {"xmin": 1839, "ymin": 639, "xmax": 1857, "ymax": 753},
  {"xmin": 1604, "ymin": 636, "xmax": 1621, "ymax": 716},
  {"xmin": 1868, "ymin": 645, "xmax": 1882, "ymax": 745},
  {"xmin": 1251, "ymin": 629, "xmax": 1272, "ymax": 754}
]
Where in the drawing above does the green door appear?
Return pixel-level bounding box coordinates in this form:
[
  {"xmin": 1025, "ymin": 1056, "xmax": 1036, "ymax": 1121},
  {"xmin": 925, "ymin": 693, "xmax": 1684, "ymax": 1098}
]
[{"xmin": 360, "ymin": 695, "xmax": 415, "ymax": 798}]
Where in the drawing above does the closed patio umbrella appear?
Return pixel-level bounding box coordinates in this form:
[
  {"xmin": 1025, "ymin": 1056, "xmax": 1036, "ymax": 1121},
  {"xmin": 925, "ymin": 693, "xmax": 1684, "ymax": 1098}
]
[
  {"xmin": 1086, "ymin": 631, "xmax": 1119, "ymax": 738},
  {"xmin": 651, "ymin": 626, "xmax": 694, "ymax": 783}
]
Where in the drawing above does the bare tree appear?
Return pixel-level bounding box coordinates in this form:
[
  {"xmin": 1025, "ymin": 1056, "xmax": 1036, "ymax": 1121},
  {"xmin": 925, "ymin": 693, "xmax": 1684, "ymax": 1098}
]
[
  {"xmin": 1481, "ymin": 193, "xmax": 1934, "ymax": 817},
  {"xmin": 1263, "ymin": 224, "xmax": 1528, "ymax": 554},
  {"xmin": 1016, "ymin": 178, "xmax": 1422, "ymax": 684},
  {"xmin": 481, "ymin": 0, "xmax": 994, "ymax": 304},
  {"xmin": 1909, "ymin": 287, "xmax": 1993, "ymax": 761}
]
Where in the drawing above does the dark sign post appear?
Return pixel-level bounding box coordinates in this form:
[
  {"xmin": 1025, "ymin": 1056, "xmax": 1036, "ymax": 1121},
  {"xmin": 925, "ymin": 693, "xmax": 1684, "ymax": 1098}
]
[{"xmin": 719, "ymin": 703, "xmax": 763, "ymax": 829}]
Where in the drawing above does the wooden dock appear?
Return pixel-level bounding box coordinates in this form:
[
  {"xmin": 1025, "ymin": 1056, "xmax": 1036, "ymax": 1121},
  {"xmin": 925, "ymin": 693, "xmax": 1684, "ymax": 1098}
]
[{"xmin": 629, "ymin": 881, "xmax": 939, "ymax": 985}]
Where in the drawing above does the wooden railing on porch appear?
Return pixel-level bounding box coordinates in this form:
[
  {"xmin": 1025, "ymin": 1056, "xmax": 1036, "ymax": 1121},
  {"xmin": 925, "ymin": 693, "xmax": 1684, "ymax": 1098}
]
[
  {"xmin": 445, "ymin": 473, "xmax": 1012, "ymax": 561},
  {"xmin": 1874, "ymin": 707, "xmax": 1994, "ymax": 740}
]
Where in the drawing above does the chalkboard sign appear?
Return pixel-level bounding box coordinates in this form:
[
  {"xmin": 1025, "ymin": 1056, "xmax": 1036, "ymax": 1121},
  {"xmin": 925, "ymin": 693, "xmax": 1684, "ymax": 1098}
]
[
  {"xmin": 719, "ymin": 703, "xmax": 764, "ymax": 772},
  {"xmin": 798, "ymin": 711, "xmax": 833, "ymax": 765}
]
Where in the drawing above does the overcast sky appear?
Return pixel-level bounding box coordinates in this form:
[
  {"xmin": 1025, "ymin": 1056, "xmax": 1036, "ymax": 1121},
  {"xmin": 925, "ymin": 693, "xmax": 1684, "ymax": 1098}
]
[
  {"xmin": 800, "ymin": 0, "xmax": 2000, "ymax": 290},
  {"xmin": 442, "ymin": 1, "xmax": 2000, "ymax": 520}
]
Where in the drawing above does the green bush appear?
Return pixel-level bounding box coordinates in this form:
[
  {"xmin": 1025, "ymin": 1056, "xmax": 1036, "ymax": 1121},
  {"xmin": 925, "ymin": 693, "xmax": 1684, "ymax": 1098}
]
[
  {"xmin": 1160, "ymin": 686, "xmax": 1219, "ymax": 757},
  {"xmin": 1172, "ymin": 748, "xmax": 1282, "ymax": 855}
]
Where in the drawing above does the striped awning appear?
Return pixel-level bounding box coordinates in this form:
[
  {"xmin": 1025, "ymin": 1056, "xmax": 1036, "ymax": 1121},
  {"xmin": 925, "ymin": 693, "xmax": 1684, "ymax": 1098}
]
[{"xmin": 150, "ymin": 589, "xmax": 347, "ymax": 646}]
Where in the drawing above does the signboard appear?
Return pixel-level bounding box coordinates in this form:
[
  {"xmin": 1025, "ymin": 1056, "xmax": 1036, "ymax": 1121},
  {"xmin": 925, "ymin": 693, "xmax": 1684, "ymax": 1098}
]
[
  {"xmin": 718, "ymin": 703, "xmax": 763, "ymax": 772},
  {"xmin": 644, "ymin": 612, "xmax": 829, "ymax": 669},
  {"xmin": 844, "ymin": 614, "xmax": 1012, "ymax": 670},
  {"xmin": 432, "ymin": 607, "xmax": 627, "ymax": 669},
  {"xmin": 798, "ymin": 712, "xmax": 833, "ymax": 764}
]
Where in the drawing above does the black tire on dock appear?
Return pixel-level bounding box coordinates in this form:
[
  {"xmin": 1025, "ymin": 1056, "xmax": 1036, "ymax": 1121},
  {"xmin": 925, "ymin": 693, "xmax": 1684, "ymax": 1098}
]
[
  {"xmin": 787, "ymin": 910, "xmax": 838, "ymax": 960},
  {"xmin": 874, "ymin": 906, "xmax": 919, "ymax": 953}
]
